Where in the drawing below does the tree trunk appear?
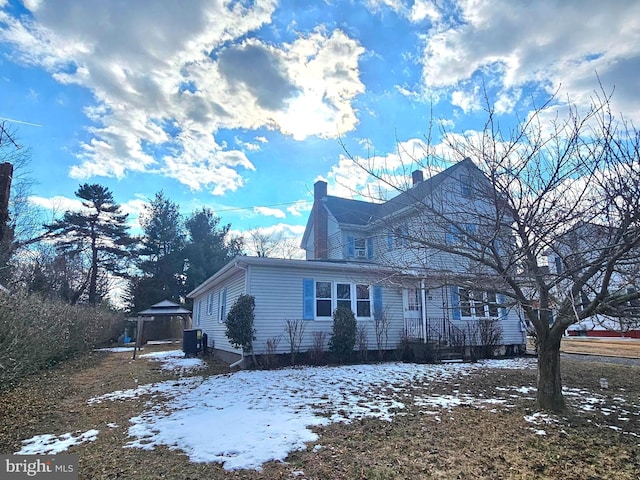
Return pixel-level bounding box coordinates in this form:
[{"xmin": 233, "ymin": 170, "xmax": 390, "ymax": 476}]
[{"xmin": 536, "ymin": 333, "xmax": 565, "ymax": 412}]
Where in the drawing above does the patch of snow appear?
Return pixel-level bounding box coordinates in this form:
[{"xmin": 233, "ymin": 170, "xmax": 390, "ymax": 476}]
[
  {"xmin": 17, "ymin": 430, "xmax": 99, "ymax": 454},
  {"xmin": 94, "ymin": 347, "xmax": 136, "ymax": 353},
  {"xmin": 139, "ymin": 349, "xmax": 205, "ymax": 373}
]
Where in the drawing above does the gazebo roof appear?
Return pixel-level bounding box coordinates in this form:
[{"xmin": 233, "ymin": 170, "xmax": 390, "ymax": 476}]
[{"xmin": 137, "ymin": 299, "xmax": 191, "ymax": 317}]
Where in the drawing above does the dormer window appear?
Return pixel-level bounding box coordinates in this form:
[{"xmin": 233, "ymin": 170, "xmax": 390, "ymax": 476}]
[{"xmin": 347, "ymin": 235, "xmax": 373, "ymax": 259}]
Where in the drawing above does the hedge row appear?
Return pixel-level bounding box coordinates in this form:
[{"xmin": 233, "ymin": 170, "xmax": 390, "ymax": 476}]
[{"xmin": 0, "ymin": 293, "xmax": 125, "ymax": 390}]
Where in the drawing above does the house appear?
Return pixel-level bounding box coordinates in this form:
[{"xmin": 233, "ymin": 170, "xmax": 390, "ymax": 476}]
[
  {"xmin": 188, "ymin": 159, "xmax": 527, "ymax": 364},
  {"xmin": 543, "ymin": 222, "xmax": 640, "ymax": 338}
]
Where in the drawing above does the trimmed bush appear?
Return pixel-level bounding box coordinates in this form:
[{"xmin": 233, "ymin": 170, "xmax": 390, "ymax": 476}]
[
  {"xmin": 225, "ymin": 294, "xmax": 256, "ymax": 352},
  {"xmin": 329, "ymin": 306, "xmax": 356, "ymax": 360}
]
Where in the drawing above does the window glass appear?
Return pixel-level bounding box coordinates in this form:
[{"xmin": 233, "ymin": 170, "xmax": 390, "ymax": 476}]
[
  {"xmin": 337, "ymin": 283, "xmax": 351, "ymax": 310},
  {"xmin": 356, "ymin": 284, "xmax": 371, "ymax": 317},
  {"xmin": 316, "ymin": 281, "xmax": 332, "ymax": 317}
]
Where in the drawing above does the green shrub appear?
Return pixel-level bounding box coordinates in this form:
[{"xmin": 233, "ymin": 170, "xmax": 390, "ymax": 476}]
[
  {"xmin": 0, "ymin": 292, "xmax": 125, "ymax": 391},
  {"xmin": 225, "ymin": 294, "xmax": 256, "ymax": 352},
  {"xmin": 329, "ymin": 306, "xmax": 356, "ymax": 360}
]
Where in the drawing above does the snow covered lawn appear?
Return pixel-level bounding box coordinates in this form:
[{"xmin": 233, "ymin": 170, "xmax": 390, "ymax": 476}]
[{"xmin": 14, "ymin": 352, "xmax": 640, "ymax": 472}]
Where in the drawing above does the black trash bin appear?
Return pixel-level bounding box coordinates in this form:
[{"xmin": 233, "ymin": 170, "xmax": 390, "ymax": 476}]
[{"xmin": 183, "ymin": 328, "xmax": 202, "ymax": 357}]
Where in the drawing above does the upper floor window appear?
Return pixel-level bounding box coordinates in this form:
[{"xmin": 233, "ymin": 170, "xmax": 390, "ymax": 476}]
[
  {"xmin": 460, "ymin": 175, "xmax": 473, "ymax": 198},
  {"xmin": 347, "ymin": 235, "xmax": 373, "ymax": 259}
]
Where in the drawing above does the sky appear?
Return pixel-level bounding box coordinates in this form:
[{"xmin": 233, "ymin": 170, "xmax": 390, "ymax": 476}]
[
  {"xmin": 1, "ymin": 0, "xmax": 639, "ymax": 252},
  {"xmin": 15, "ymin": 351, "xmax": 636, "ymax": 471}
]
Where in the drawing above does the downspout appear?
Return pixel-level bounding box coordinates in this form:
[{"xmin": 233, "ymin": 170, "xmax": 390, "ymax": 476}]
[
  {"xmin": 230, "ymin": 352, "xmax": 244, "ymax": 369},
  {"xmin": 421, "ymin": 279, "xmax": 427, "ymax": 343}
]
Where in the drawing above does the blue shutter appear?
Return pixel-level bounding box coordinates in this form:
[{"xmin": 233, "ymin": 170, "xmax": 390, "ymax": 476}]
[
  {"xmin": 450, "ymin": 286, "xmax": 461, "ymax": 320},
  {"xmin": 367, "ymin": 237, "xmax": 374, "ymax": 259},
  {"xmin": 303, "ymin": 278, "xmax": 314, "ymax": 320},
  {"xmin": 373, "ymin": 285, "xmax": 383, "ymax": 319},
  {"xmin": 497, "ymin": 293, "xmax": 507, "ymax": 320},
  {"xmin": 387, "ymin": 233, "xmax": 393, "ymax": 251},
  {"xmin": 347, "ymin": 235, "xmax": 355, "ymax": 257},
  {"xmin": 445, "ymin": 226, "xmax": 456, "ymax": 245}
]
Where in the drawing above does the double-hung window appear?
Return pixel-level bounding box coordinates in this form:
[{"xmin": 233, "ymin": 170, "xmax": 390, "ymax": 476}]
[
  {"xmin": 337, "ymin": 283, "xmax": 351, "ymax": 310},
  {"xmin": 315, "ymin": 281, "xmax": 332, "ymax": 317},
  {"xmin": 356, "ymin": 284, "xmax": 371, "ymax": 317},
  {"xmin": 459, "ymin": 288, "xmax": 499, "ymax": 318}
]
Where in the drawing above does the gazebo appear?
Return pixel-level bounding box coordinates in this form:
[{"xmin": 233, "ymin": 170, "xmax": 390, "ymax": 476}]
[{"xmin": 132, "ymin": 300, "xmax": 192, "ymax": 359}]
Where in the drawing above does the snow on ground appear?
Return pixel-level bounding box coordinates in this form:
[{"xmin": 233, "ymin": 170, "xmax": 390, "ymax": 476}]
[
  {"xmin": 15, "ymin": 355, "xmax": 639, "ymax": 471},
  {"xmin": 102, "ymin": 359, "xmax": 533, "ymax": 470},
  {"xmin": 94, "ymin": 346, "xmax": 136, "ymax": 353},
  {"xmin": 17, "ymin": 430, "xmax": 99, "ymax": 454},
  {"xmin": 139, "ymin": 349, "xmax": 206, "ymax": 373}
]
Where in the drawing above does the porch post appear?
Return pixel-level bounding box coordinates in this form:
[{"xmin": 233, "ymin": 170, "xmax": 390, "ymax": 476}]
[{"xmin": 421, "ymin": 279, "xmax": 427, "ymax": 343}]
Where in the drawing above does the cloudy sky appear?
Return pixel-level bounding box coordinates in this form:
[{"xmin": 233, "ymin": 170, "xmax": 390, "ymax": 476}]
[{"xmin": 1, "ymin": 0, "xmax": 639, "ymax": 252}]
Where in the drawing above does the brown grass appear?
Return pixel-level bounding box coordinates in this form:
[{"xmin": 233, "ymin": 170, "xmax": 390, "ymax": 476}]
[
  {"xmin": 1, "ymin": 346, "xmax": 639, "ymax": 479},
  {"xmin": 561, "ymin": 337, "xmax": 640, "ymax": 358}
]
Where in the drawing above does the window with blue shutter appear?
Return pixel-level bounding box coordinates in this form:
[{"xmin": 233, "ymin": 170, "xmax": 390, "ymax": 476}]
[
  {"xmin": 373, "ymin": 285, "xmax": 383, "ymax": 319},
  {"xmin": 347, "ymin": 235, "xmax": 355, "ymax": 258},
  {"xmin": 366, "ymin": 237, "xmax": 374, "ymax": 259},
  {"xmin": 303, "ymin": 278, "xmax": 315, "ymax": 320},
  {"xmin": 450, "ymin": 286, "xmax": 461, "ymax": 320}
]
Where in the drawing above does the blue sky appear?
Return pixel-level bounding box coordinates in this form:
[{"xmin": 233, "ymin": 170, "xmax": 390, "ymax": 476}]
[{"xmin": 1, "ymin": 0, "xmax": 639, "ymax": 255}]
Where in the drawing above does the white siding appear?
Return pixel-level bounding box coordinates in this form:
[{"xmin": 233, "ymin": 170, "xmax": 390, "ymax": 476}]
[
  {"xmin": 248, "ymin": 263, "xmax": 405, "ymax": 355},
  {"xmin": 196, "ymin": 270, "xmax": 246, "ymax": 354}
]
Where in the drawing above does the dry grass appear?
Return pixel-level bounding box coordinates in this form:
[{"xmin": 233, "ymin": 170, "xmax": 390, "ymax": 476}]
[
  {"xmin": 561, "ymin": 337, "xmax": 640, "ymax": 358},
  {"xmin": 1, "ymin": 345, "xmax": 639, "ymax": 479}
]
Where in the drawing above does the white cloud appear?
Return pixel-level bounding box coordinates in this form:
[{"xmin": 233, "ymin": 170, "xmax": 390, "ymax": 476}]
[
  {"xmin": 451, "ymin": 86, "xmax": 481, "ymax": 113},
  {"xmin": 253, "ymin": 206, "xmax": 286, "ymax": 219},
  {"xmin": 0, "ymin": 1, "xmax": 365, "ymax": 194},
  {"xmin": 419, "ymin": 0, "xmax": 640, "ymax": 121},
  {"xmin": 286, "ymin": 200, "xmax": 311, "ymax": 217},
  {"xmin": 28, "ymin": 195, "xmax": 84, "ymax": 213}
]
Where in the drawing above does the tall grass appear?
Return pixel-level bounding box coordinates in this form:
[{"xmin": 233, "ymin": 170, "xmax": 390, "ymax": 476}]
[{"xmin": 0, "ymin": 293, "xmax": 125, "ymax": 390}]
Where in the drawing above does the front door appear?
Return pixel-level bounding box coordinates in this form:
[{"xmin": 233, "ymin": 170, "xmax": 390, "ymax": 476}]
[{"xmin": 403, "ymin": 288, "xmax": 423, "ymax": 339}]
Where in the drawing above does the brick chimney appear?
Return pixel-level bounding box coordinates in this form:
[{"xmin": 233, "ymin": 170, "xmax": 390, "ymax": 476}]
[
  {"xmin": 0, "ymin": 162, "xmax": 13, "ymax": 245},
  {"xmin": 313, "ymin": 180, "xmax": 328, "ymax": 259},
  {"xmin": 411, "ymin": 169, "xmax": 424, "ymax": 186}
]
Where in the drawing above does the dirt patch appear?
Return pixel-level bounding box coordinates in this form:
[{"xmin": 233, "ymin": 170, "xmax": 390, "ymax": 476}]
[
  {"xmin": 561, "ymin": 337, "xmax": 640, "ymax": 358},
  {"xmin": 1, "ymin": 350, "xmax": 639, "ymax": 479}
]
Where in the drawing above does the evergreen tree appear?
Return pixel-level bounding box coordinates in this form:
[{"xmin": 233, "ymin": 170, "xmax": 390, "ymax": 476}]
[
  {"xmin": 183, "ymin": 208, "xmax": 243, "ymax": 300},
  {"xmin": 44, "ymin": 184, "xmax": 135, "ymax": 305},
  {"xmin": 129, "ymin": 191, "xmax": 185, "ymax": 312}
]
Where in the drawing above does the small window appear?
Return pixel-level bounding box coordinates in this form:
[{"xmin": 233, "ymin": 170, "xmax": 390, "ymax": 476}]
[
  {"xmin": 356, "ymin": 284, "xmax": 371, "ymax": 317},
  {"xmin": 460, "ymin": 175, "xmax": 473, "ymax": 198},
  {"xmin": 354, "ymin": 238, "xmax": 366, "ymax": 258},
  {"xmin": 316, "ymin": 281, "xmax": 332, "ymax": 317},
  {"xmin": 337, "ymin": 283, "xmax": 351, "ymax": 310}
]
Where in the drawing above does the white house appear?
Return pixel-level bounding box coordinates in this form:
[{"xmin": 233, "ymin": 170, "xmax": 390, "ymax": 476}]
[{"xmin": 188, "ymin": 159, "xmax": 527, "ymax": 364}]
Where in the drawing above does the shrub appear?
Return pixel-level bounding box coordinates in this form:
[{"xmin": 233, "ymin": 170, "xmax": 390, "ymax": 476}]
[
  {"xmin": 309, "ymin": 331, "xmax": 327, "ymax": 365},
  {"xmin": 0, "ymin": 292, "xmax": 125, "ymax": 391},
  {"xmin": 284, "ymin": 318, "xmax": 306, "ymax": 365},
  {"xmin": 260, "ymin": 336, "xmax": 281, "ymax": 369},
  {"xmin": 224, "ymin": 294, "xmax": 256, "ymax": 353},
  {"xmin": 329, "ymin": 306, "xmax": 356, "ymax": 360},
  {"xmin": 357, "ymin": 323, "xmax": 368, "ymax": 362}
]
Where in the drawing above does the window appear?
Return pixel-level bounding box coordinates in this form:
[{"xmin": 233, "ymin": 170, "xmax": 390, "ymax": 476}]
[
  {"xmin": 460, "ymin": 175, "xmax": 473, "ymax": 198},
  {"xmin": 459, "ymin": 288, "xmax": 499, "ymax": 318},
  {"xmin": 218, "ymin": 288, "xmax": 227, "ymax": 323},
  {"xmin": 207, "ymin": 292, "xmax": 214, "ymax": 315},
  {"xmin": 337, "ymin": 283, "xmax": 351, "ymax": 310},
  {"xmin": 394, "ymin": 224, "xmax": 409, "ymax": 247},
  {"xmin": 356, "ymin": 284, "xmax": 371, "ymax": 317},
  {"xmin": 316, "ymin": 281, "xmax": 332, "ymax": 317},
  {"xmin": 347, "ymin": 235, "xmax": 374, "ymax": 259},
  {"xmin": 407, "ymin": 288, "xmax": 421, "ymax": 311}
]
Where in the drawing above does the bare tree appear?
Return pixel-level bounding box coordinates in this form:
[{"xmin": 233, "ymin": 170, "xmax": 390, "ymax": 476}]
[
  {"xmin": 344, "ymin": 88, "xmax": 640, "ymax": 412},
  {"xmin": 246, "ymin": 228, "xmax": 302, "ymax": 259}
]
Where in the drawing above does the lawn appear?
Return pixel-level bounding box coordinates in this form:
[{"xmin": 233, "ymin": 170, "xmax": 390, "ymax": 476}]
[{"xmin": 0, "ymin": 344, "xmax": 639, "ymax": 479}]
